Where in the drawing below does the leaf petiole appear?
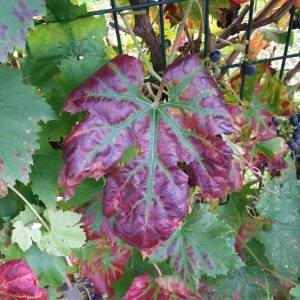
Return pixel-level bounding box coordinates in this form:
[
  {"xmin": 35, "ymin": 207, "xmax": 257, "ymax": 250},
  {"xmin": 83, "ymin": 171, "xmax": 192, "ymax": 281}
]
[
  {"xmin": 153, "ymin": 262, "xmax": 162, "ymax": 277},
  {"xmin": 7, "ymin": 184, "xmax": 51, "ymax": 232}
]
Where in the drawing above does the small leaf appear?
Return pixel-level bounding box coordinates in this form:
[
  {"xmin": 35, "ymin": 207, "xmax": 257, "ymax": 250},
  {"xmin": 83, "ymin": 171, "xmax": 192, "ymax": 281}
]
[
  {"xmin": 251, "ymin": 137, "xmax": 287, "ymax": 160},
  {"xmin": 259, "ymin": 28, "xmax": 293, "ymax": 45},
  {"xmin": 121, "ymin": 274, "xmax": 166, "ymax": 300},
  {"xmin": 0, "ymin": 65, "xmax": 55, "ymax": 186},
  {"xmin": 217, "ymin": 186, "xmax": 256, "ymax": 231},
  {"xmin": 11, "ymin": 220, "xmax": 41, "ymax": 252},
  {"xmin": 38, "ymin": 209, "xmax": 86, "ymax": 256},
  {"xmin": 156, "ymin": 276, "xmax": 203, "ymax": 299},
  {"xmin": 151, "ymin": 204, "xmax": 244, "ymax": 293},
  {"xmin": 113, "ymin": 247, "xmax": 172, "ymax": 298},
  {"xmin": 12, "ymin": 204, "xmax": 43, "ymax": 226},
  {"xmin": 0, "ymin": 259, "xmax": 48, "ymax": 300},
  {"xmin": 76, "ymin": 219, "xmax": 132, "ymax": 298}
]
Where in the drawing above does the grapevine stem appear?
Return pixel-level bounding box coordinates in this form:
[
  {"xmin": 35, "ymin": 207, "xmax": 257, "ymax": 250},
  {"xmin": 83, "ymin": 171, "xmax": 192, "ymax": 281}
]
[
  {"xmin": 120, "ymin": 10, "xmax": 146, "ymax": 16},
  {"xmin": 168, "ymin": 0, "xmax": 195, "ymax": 66},
  {"xmin": 211, "ymin": 32, "xmax": 237, "ymax": 49},
  {"xmin": 153, "ymin": 262, "xmax": 163, "ymax": 277},
  {"xmin": 115, "ymin": 1, "xmax": 162, "ymax": 82},
  {"xmin": 153, "ymin": 79, "xmax": 165, "ymax": 106},
  {"xmin": 235, "ymin": 234, "xmax": 299, "ymax": 287},
  {"xmin": 7, "ymin": 184, "xmax": 51, "ymax": 232}
]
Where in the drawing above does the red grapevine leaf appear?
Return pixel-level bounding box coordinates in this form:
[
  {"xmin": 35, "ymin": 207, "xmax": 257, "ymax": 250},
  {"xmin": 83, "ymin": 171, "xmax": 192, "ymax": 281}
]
[
  {"xmin": 76, "ymin": 214, "xmax": 132, "ymax": 298},
  {"xmin": 122, "ymin": 274, "xmax": 204, "ymax": 300},
  {"xmin": 58, "ymin": 54, "xmax": 238, "ymax": 248},
  {"xmin": 0, "ymin": 259, "xmax": 48, "ymax": 300}
]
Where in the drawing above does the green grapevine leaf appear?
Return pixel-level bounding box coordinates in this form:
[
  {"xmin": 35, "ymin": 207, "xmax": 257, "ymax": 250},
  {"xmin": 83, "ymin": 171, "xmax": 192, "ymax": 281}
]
[
  {"xmin": 38, "ymin": 209, "xmax": 86, "ymax": 256},
  {"xmin": 58, "ymin": 54, "xmax": 239, "ymax": 249},
  {"xmin": 257, "ymin": 179, "xmax": 300, "ymax": 279},
  {"xmin": 30, "ymin": 57, "xmax": 107, "ymax": 206},
  {"xmin": 0, "ymin": 65, "xmax": 55, "ymax": 186},
  {"xmin": 59, "ymin": 178, "xmax": 105, "ymax": 210},
  {"xmin": 1, "ymin": 214, "xmax": 73, "ymax": 299},
  {"xmin": 11, "ymin": 220, "xmax": 41, "ymax": 251},
  {"xmin": 12, "ymin": 204, "xmax": 43, "ymax": 225},
  {"xmin": 0, "ymin": 0, "xmax": 46, "ymax": 62},
  {"xmin": 30, "ymin": 137, "xmax": 63, "ymax": 208},
  {"xmin": 21, "ymin": 0, "xmax": 107, "ymax": 91},
  {"xmin": 290, "ymin": 286, "xmax": 300, "ymax": 299},
  {"xmin": 205, "ymin": 238, "xmax": 286, "ymax": 299},
  {"xmin": 259, "ymin": 28, "xmax": 293, "ymax": 45},
  {"xmin": 150, "ymin": 204, "xmax": 244, "ymax": 294},
  {"xmin": 217, "ymin": 186, "xmax": 256, "ymax": 231},
  {"xmin": 251, "ymin": 137, "xmax": 287, "ymax": 161}
]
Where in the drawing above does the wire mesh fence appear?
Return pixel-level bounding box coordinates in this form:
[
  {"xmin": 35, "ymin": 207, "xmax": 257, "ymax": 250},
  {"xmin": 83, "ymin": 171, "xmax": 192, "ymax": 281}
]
[{"xmin": 87, "ymin": 0, "xmax": 300, "ymax": 100}]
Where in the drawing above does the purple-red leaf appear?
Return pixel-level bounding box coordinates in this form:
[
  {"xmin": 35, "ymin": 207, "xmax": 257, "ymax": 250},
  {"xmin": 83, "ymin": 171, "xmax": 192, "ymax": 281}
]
[
  {"xmin": 75, "ymin": 214, "xmax": 132, "ymax": 298},
  {"xmin": 122, "ymin": 274, "xmax": 203, "ymax": 300},
  {"xmin": 0, "ymin": 259, "xmax": 48, "ymax": 300},
  {"xmin": 122, "ymin": 274, "xmax": 167, "ymax": 300},
  {"xmin": 58, "ymin": 54, "xmax": 238, "ymax": 248}
]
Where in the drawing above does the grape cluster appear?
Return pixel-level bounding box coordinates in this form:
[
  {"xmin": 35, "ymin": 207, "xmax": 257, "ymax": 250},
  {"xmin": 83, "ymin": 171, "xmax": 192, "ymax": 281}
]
[
  {"xmin": 79, "ymin": 280, "xmax": 103, "ymax": 300},
  {"xmin": 273, "ymin": 115, "xmax": 300, "ymax": 151}
]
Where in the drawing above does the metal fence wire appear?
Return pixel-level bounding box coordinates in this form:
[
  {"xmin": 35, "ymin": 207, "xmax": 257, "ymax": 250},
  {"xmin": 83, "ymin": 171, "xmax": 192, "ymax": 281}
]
[{"xmin": 89, "ymin": 0, "xmax": 300, "ymax": 99}]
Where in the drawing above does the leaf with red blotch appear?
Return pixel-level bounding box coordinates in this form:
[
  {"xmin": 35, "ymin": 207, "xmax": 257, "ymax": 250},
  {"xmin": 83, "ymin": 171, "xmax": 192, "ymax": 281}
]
[
  {"xmin": 150, "ymin": 204, "xmax": 244, "ymax": 294},
  {"xmin": 231, "ymin": 63, "xmax": 293, "ymax": 137},
  {"xmin": 122, "ymin": 274, "xmax": 204, "ymax": 300},
  {"xmin": 74, "ymin": 214, "xmax": 132, "ymax": 298},
  {"xmin": 0, "ymin": 0, "xmax": 45, "ymax": 62},
  {"xmin": 122, "ymin": 274, "xmax": 167, "ymax": 300},
  {"xmin": 156, "ymin": 276, "xmax": 205, "ymax": 299},
  {"xmin": 229, "ymin": 63, "xmax": 292, "ymax": 173},
  {"xmin": 58, "ymin": 54, "xmax": 238, "ymax": 249},
  {"xmin": 0, "ymin": 259, "xmax": 48, "ymax": 300}
]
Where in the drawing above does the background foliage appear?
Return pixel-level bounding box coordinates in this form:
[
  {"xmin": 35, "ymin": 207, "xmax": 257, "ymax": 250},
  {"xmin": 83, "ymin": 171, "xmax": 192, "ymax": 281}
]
[{"xmin": 0, "ymin": 0, "xmax": 300, "ymax": 299}]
